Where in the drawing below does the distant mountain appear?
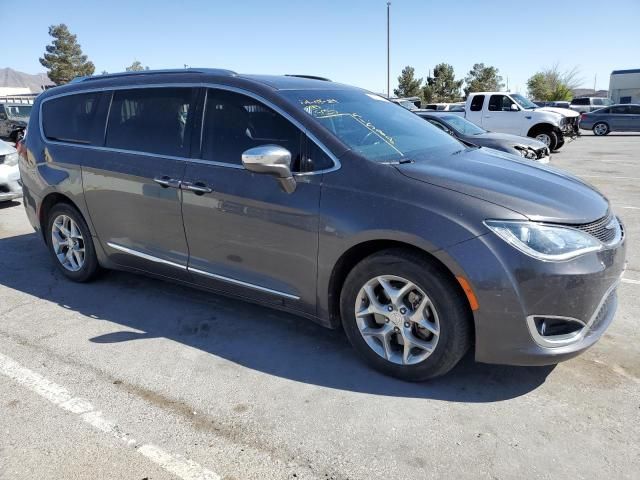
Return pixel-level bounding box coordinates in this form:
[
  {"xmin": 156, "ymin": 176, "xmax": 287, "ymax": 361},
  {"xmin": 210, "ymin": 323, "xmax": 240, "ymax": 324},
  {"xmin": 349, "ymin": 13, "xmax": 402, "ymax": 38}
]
[
  {"xmin": 0, "ymin": 68, "xmax": 54, "ymax": 93},
  {"xmin": 572, "ymin": 88, "xmax": 609, "ymax": 98}
]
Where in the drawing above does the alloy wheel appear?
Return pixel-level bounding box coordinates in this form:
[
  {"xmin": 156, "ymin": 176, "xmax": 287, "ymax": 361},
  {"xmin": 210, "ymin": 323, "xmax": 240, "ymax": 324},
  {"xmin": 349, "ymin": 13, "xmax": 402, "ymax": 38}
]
[
  {"xmin": 535, "ymin": 133, "xmax": 551, "ymax": 146},
  {"xmin": 594, "ymin": 123, "xmax": 608, "ymax": 136},
  {"xmin": 354, "ymin": 275, "xmax": 440, "ymax": 365},
  {"xmin": 51, "ymin": 214, "xmax": 85, "ymax": 272}
]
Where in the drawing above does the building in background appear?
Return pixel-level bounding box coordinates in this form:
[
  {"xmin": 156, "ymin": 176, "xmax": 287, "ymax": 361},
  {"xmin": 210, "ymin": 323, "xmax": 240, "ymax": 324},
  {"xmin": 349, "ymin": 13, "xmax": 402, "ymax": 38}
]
[{"xmin": 609, "ymin": 69, "xmax": 640, "ymax": 104}]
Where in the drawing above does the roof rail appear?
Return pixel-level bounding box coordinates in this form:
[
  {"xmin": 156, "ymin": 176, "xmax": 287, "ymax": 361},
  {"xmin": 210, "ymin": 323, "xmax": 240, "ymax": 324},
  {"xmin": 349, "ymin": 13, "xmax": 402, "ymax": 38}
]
[
  {"xmin": 285, "ymin": 74, "xmax": 332, "ymax": 82},
  {"xmin": 72, "ymin": 68, "xmax": 238, "ymax": 83}
]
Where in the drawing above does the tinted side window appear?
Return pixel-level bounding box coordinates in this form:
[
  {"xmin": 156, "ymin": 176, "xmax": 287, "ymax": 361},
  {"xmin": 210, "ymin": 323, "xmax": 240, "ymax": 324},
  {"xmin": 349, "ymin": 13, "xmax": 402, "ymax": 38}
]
[
  {"xmin": 106, "ymin": 88, "xmax": 193, "ymax": 156},
  {"xmin": 593, "ymin": 98, "xmax": 603, "ymax": 106},
  {"xmin": 202, "ymin": 89, "xmax": 303, "ymax": 169},
  {"xmin": 42, "ymin": 92, "xmax": 106, "ymax": 144},
  {"xmin": 597, "ymin": 108, "xmax": 610, "ymax": 114},
  {"xmin": 628, "ymin": 106, "xmax": 640, "ymax": 114},
  {"xmin": 611, "ymin": 106, "xmax": 630, "ymax": 114},
  {"xmin": 469, "ymin": 95, "xmax": 484, "ymax": 111},
  {"xmin": 488, "ymin": 95, "xmax": 515, "ymax": 112},
  {"xmin": 303, "ymin": 139, "xmax": 334, "ymax": 172},
  {"xmin": 571, "ymin": 98, "xmax": 589, "ymax": 105}
]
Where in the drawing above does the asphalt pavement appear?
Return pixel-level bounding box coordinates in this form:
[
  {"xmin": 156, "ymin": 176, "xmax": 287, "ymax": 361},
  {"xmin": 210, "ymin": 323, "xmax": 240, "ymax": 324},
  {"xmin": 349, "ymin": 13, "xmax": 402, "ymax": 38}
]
[{"xmin": 1, "ymin": 131, "xmax": 639, "ymax": 480}]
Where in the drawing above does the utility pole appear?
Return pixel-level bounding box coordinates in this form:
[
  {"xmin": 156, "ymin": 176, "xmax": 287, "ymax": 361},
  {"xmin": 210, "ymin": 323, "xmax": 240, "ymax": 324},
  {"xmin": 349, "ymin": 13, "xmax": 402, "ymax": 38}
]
[
  {"xmin": 594, "ymin": 74, "xmax": 597, "ymax": 93},
  {"xmin": 387, "ymin": 2, "xmax": 391, "ymax": 98}
]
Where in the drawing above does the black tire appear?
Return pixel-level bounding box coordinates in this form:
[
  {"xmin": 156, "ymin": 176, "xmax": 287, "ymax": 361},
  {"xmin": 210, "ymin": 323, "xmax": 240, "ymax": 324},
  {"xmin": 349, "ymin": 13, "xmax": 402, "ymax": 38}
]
[
  {"xmin": 593, "ymin": 122, "xmax": 609, "ymax": 136},
  {"xmin": 340, "ymin": 249, "xmax": 472, "ymax": 381},
  {"xmin": 531, "ymin": 128, "xmax": 558, "ymax": 151},
  {"xmin": 555, "ymin": 138, "xmax": 565, "ymax": 150},
  {"xmin": 45, "ymin": 203, "xmax": 100, "ymax": 282}
]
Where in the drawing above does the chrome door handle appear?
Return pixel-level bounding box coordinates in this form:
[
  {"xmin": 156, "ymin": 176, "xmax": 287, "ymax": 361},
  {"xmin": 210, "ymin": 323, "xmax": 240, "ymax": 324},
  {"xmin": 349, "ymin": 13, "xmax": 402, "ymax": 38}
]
[
  {"xmin": 153, "ymin": 176, "xmax": 181, "ymax": 188},
  {"xmin": 182, "ymin": 181, "xmax": 213, "ymax": 195}
]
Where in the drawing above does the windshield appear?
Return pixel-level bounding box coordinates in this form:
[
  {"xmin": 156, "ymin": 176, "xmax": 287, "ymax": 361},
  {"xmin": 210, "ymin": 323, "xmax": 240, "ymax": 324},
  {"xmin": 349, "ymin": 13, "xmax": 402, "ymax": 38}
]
[
  {"xmin": 282, "ymin": 90, "xmax": 463, "ymax": 162},
  {"xmin": 439, "ymin": 115, "xmax": 486, "ymax": 135},
  {"xmin": 5, "ymin": 104, "xmax": 32, "ymax": 118},
  {"xmin": 511, "ymin": 94, "xmax": 538, "ymax": 110}
]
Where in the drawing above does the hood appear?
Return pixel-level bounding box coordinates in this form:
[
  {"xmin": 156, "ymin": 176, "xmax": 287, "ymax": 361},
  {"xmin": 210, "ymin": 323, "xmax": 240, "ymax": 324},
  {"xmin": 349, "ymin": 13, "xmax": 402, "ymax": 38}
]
[
  {"xmin": 396, "ymin": 147, "xmax": 608, "ymax": 224},
  {"xmin": 538, "ymin": 106, "xmax": 580, "ymax": 118},
  {"xmin": 474, "ymin": 131, "xmax": 548, "ymax": 149}
]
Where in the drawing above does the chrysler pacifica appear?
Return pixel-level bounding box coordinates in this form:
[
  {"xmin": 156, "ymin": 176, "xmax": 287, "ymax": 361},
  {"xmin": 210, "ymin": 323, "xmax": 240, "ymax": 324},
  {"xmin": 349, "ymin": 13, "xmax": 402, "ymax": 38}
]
[{"xmin": 20, "ymin": 69, "xmax": 626, "ymax": 380}]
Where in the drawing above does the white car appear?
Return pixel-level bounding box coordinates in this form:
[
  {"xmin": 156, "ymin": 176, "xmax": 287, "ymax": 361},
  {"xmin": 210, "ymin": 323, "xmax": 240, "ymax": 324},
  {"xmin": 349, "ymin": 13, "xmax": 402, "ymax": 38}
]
[
  {"xmin": 0, "ymin": 139, "xmax": 22, "ymax": 202},
  {"xmin": 454, "ymin": 92, "xmax": 580, "ymax": 151}
]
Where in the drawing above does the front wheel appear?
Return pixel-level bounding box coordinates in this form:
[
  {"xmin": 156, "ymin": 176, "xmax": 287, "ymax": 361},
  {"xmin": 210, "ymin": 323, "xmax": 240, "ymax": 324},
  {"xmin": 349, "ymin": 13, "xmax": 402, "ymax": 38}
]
[
  {"xmin": 340, "ymin": 249, "xmax": 472, "ymax": 381},
  {"xmin": 593, "ymin": 122, "xmax": 609, "ymax": 136},
  {"xmin": 533, "ymin": 129, "xmax": 558, "ymax": 151}
]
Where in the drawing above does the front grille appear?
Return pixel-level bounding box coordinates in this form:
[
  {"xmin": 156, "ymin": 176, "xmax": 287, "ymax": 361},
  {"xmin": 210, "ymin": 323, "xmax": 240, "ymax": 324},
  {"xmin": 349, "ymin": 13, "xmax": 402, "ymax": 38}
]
[{"xmin": 574, "ymin": 214, "xmax": 618, "ymax": 244}]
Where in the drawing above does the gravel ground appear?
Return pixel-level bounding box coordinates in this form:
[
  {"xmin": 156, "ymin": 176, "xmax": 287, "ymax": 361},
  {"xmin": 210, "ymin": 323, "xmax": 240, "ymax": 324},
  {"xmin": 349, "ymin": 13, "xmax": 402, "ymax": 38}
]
[{"xmin": 0, "ymin": 131, "xmax": 639, "ymax": 480}]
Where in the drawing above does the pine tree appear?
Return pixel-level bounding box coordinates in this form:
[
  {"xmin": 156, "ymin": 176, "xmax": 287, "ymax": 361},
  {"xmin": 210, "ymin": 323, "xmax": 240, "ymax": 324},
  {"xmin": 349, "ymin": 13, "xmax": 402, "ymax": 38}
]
[
  {"xmin": 422, "ymin": 63, "xmax": 463, "ymax": 102},
  {"xmin": 39, "ymin": 24, "xmax": 95, "ymax": 85},
  {"xmin": 463, "ymin": 63, "xmax": 504, "ymax": 96},
  {"xmin": 393, "ymin": 66, "xmax": 423, "ymax": 98}
]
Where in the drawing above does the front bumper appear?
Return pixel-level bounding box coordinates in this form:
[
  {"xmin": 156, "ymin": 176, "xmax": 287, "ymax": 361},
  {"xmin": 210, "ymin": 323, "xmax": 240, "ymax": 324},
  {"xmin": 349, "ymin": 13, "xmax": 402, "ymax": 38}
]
[
  {"xmin": 0, "ymin": 164, "xmax": 22, "ymax": 202},
  {"xmin": 444, "ymin": 226, "xmax": 626, "ymax": 366}
]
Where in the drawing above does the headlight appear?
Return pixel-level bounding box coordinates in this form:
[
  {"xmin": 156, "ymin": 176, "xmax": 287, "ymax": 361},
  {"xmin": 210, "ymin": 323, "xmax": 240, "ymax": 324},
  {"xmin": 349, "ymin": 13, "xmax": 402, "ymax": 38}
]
[
  {"xmin": 2, "ymin": 152, "xmax": 19, "ymax": 167},
  {"xmin": 484, "ymin": 220, "xmax": 602, "ymax": 261}
]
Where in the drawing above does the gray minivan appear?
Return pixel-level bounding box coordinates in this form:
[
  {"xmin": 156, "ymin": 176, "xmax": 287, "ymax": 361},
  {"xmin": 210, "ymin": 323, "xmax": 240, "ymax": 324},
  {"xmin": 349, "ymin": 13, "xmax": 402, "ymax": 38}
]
[{"xmin": 20, "ymin": 69, "xmax": 626, "ymax": 380}]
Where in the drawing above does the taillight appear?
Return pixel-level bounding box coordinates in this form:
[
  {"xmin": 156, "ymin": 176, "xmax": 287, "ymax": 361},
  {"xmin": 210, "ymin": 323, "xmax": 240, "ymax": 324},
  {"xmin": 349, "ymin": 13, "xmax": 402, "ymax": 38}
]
[{"xmin": 580, "ymin": 113, "xmax": 586, "ymax": 122}]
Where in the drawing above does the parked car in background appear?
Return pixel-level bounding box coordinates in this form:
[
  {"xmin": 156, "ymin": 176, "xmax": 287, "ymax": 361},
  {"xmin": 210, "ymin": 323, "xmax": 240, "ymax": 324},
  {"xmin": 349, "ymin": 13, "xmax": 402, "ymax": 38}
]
[
  {"xmin": 535, "ymin": 100, "xmax": 571, "ymax": 109},
  {"xmin": 390, "ymin": 97, "xmax": 421, "ymax": 111},
  {"xmin": 453, "ymin": 92, "xmax": 579, "ymax": 150},
  {"xmin": 0, "ymin": 103, "xmax": 32, "ymax": 142},
  {"xmin": 570, "ymin": 97, "xmax": 613, "ymax": 113},
  {"xmin": 579, "ymin": 104, "xmax": 640, "ymax": 135},
  {"xmin": 0, "ymin": 139, "xmax": 22, "ymax": 202},
  {"xmin": 417, "ymin": 112, "xmax": 550, "ymax": 163},
  {"xmin": 423, "ymin": 102, "xmax": 465, "ymax": 111},
  {"xmin": 21, "ymin": 69, "xmax": 626, "ymax": 381}
]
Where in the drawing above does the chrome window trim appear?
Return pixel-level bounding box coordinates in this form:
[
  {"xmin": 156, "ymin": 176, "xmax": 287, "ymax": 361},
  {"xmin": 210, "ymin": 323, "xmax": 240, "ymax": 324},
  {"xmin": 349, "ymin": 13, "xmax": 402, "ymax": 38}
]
[
  {"xmin": 106, "ymin": 242, "xmax": 300, "ymax": 300},
  {"xmin": 38, "ymin": 82, "xmax": 341, "ymax": 176}
]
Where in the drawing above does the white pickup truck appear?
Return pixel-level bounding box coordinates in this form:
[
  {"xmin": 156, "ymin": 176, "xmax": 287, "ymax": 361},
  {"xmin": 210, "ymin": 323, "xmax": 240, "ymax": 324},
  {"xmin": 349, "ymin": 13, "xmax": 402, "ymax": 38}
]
[{"xmin": 450, "ymin": 92, "xmax": 579, "ymax": 151}]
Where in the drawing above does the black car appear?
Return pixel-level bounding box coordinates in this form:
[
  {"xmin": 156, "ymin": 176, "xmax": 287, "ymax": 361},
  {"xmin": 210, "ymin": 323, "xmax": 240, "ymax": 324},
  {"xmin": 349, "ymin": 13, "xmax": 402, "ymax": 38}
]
[{"xmin": 416, "ymin": 112, "xmax": 550, "ymax": 162}]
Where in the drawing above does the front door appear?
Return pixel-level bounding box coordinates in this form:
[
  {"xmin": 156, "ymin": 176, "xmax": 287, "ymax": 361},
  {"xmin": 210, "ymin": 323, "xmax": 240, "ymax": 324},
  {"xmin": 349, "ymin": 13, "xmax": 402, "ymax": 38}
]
[
  {"xmin": 181, "ymin": 88, "xmax": 326, "ymax": 314},
  {"xmin": 82, "ymin": 87, "xmax": 197, "ymax": 279},
  {"xmin": 485, "ymin": 94, "xmax": 520, "ymax": 135}
]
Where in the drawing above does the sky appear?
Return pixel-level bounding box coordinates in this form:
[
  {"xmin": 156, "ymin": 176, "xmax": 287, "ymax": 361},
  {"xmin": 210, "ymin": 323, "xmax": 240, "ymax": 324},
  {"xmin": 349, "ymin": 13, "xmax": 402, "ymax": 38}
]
[{"xmin": 3, "ymin": 0, "xmax": 639, "ymax": 95}]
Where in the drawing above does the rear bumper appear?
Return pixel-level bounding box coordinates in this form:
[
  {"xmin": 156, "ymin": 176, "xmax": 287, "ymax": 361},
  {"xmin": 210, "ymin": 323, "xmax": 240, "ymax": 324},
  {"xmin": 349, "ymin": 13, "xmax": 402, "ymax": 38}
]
[
  {"xmin": 0, "ymin": 164, "xmax": 22, "ymax": 202},
  {"xmin": 443, "ymin": 228, "xmax": 627, "ymax": 366}
]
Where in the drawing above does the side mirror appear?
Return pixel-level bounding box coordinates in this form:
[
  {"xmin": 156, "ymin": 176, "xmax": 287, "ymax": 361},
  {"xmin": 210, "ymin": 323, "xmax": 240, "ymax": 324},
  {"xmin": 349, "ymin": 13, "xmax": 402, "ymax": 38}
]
[
  {"xmin": 510, "ymin": 104, "xmax": 519, "ymax": 111},
  {"xmin": 242, "ymin": 145, "xmax": 296, "ymax": 193}
]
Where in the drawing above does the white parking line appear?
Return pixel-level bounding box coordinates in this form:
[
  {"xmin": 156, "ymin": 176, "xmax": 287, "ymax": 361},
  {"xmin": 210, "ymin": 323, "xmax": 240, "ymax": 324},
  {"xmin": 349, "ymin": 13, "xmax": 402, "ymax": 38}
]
[
  {"xmin": 0, "ymin": 352, "xmax": 220, "ymax": 480},
  {"xmin": 620, "ymin": 206, "xmax": 640, "ymax": 210},
  {"xmin": 622, "ymin": 278, "xmax": 640, "ymax": 285}
]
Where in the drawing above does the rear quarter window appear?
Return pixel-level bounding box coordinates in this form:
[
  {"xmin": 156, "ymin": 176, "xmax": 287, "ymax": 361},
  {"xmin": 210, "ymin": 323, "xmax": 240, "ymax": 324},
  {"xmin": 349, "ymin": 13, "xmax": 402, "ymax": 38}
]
[
  {"xmin": 42, "ymin": 92, "xmax": 107, "ymax": 144},
  {"xmin": 571, "ymin": 98, "xmax": 589, "ymax": 106}
]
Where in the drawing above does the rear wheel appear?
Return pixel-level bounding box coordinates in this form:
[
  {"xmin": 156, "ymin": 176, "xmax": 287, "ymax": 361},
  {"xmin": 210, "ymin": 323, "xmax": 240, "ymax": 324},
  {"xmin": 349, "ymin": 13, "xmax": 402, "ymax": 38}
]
[
  {"xmin": 340, "ymin": 249, "xmax": 472, "ymax": 381},
  {"xmin": 46, "ymin": 203, "xmax": 100, "ymax": 282},
  {"xmin": 593, "ymin": 122, "xmax": 609, "ymax": 136}
]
